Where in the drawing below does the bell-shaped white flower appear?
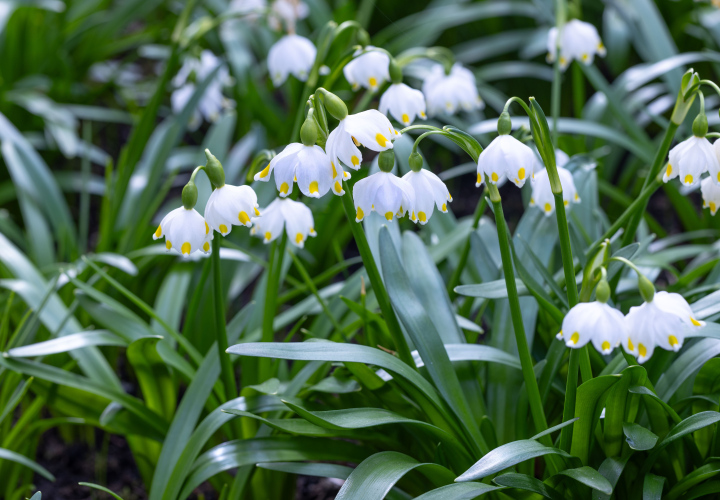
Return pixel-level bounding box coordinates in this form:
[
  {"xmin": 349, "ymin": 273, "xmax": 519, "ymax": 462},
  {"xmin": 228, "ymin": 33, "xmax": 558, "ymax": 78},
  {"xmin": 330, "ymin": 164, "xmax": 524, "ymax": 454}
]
[
  {"xmin": 556, "ymin": 302, "xmax": 627, "ymax": 354},
  {"xmin": 701, "ymin": 176, "xmax": 720, "ymax": 215},
  {"xmin": 267, "ymin": 34, "xmax": 316, "ymax": 86},
  {"xmin": 204, "ymin": 184, "xmax": 259, "ymax": 236},
  {"xmin": 402, "ymin": 168, "xmax": 451, "ymax": 224},
  {"xmin": 710, "ymin": 139, "xmax": 720, "ymax": 184},
  {"xmin": 379, "ymin": 83, "xmax": 427, "ymax": 126},
  {"xmin": 343, "ymin": 47, "xmax": 390, "ymax": 92},
  {"xmin": 254, "ymin": 143, "xmax": 344, "ymax": 197},
  {"xmin": 153, "ymin": 207, "xmax": 212, "ymax": 256},
  {"xmin": 268, "ymin": 0, "xmax": 309, "ymax": 31},
  {"xmin": 172, "ymin": 51, "xmax": 231, "ymax": 129},
  {"xmin": 624, "ymin": 291, "xmax": 705, "ymax": 363},
  {"xmin": 250, "ymin": 197, "xmax": 316, "ymax": 247},
  {"xmin": 663, "ymin": 136, "xmax": 717, "ymax": 186},
  {"xmin": 529, "ymin": 166, "xmax": 580, "ymax": 216},
  {"xmin": 422, "ymin": 63, "xmax": 482, "ymax": 116},
  {"xmin": 547, "ymin": 19, "xmax": 606, "ymax": 70},
  {"xmin": 476, "ymin": 135, "xmax": 535, "ymax": 188},
  {"xmin": 353, "ymin": 171, "xmax": 416, "ymax": 223},
  {"xmin": 325, "ymin": 110, "xmax": 398, "ymax": 171}
]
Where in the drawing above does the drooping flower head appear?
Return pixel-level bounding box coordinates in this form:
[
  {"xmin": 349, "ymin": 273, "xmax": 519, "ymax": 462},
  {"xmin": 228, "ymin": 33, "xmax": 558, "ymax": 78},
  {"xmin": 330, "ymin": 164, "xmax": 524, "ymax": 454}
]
[
  {"xmin": 547, "ymin": 19, "xmax": 606, "ymax": 70},
  {"xmin": 663, "ymin": 136, "xmax": 718, "ymax": 187},
  {"xmin": 379, "ymin": 83, "xmax": 427, "ymax": 126},
  {"xmin": 250, "ymin": 197, "xmax": 316, "ymax": 247},
  {"xmin": 153, "ymin": 207, "xmax": 213, "ymax": 256},
  {"xmin": 402, "ymin": 153, "xmax": 451, "ymax": 224},
  {"xmin": 557, "ymin": 302, "xmax": 627, "ymax": 355},
  {"xmin": 325, "ymin": 109, "xmax": 398, "ymax": 173},
  {"xmin": 344, "ymin": 47, "xmax": 390, "ymax": 92},
  {"xmin": 255, "ymin": 144, "xmax": 344, "ymax": 197},
  {"xmin": 476, "ymin": 135, "xmax": 535, "ymax": 188},
  {"xmin": 353, "ymin": 150, "xmax": 416, "ymax": 223},
  {"xmin": 172, "ymin": 50, "xmax": 232, "ymax": 129},
  {"xmin": 701, "ymin": 176, "xmax": 720, "ymax": 215},
  {"xmin": 267, "ymin": 34, "xmax": 316, "ymax": 86},
  {"xmin": 422, "ymin": 63, "xmax": 482, "ymax": 116},
  {"xmin": 530, "ymin": 165, "xmax": 580, "ymax": 216}
]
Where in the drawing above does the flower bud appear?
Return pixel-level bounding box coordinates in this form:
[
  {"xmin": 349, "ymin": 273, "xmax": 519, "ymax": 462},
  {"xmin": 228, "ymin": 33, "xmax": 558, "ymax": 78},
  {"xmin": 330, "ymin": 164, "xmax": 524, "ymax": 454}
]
[
  {"xmin": 595, "ymin": 279, "xmax": 610, "ymax": 303},
  {"xmin": 182, "ymin": 180, "xmax": 198, "ymax": 210},
  {"xmin": 693, "ymin": 112, "xmax": 708, "ymax": 138},
  {"xmin": 409, "ymin": 151, "xmax": 423, "ymax": 172},
  {"xmin": 204, "ymin": 149, "xmax": 226, "ymax": 188},
  {"xmin": 319, "ymin": 89, "xmax": 348, "ymax": 121},
  {"xmin": 378, "ymin": 150, "xmax": 395, "ymax": 172},
  {"xmin": 389, "ymin": 58, "xmax": 403, "ymax": 84},
  {"xmin": 497, "ymin": 112, "xmax": 512, "ymax": 135},
  {"xmin": 638, "ymin": 273, "xmax": 656, "ymax": 303},
  {"xmin": 300, "ymin": 116, "xmax": 318, "ymax": 147}
]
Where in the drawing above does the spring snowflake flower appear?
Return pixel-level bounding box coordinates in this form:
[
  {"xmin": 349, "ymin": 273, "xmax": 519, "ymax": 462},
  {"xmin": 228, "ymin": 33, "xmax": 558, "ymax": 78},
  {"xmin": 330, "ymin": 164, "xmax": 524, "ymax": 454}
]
[
  {"xmin": 624, "ymin": 291, "xmax": 705, "ymax": 363},
  {"xmin": 254, "ymin": 143, "xmax": 344, "ymax": 197},
  {"xmin": 701, "ymin": 177, "xmax": 720, "ymax": 215},
  {"xmin": 250, "ymin": 197, "xmax": 316, "ymax": 247},
  {"xmin": 547, "ymin": 19, "xmax": 606, "ymax": 70},
  {"xmin": 343, "ymin": 47, "xmax": 390, "ymax": 92},
  {"xmin": 268, "ymin": 0, "xmax": 309, "ymax": 31},
  {"xmin": 663, "ymin": 136, "xmax": 718, "ymax": 186},
  {"xmin": 172, "ymin": 51, "xmax": 231, "ymax": 129},
  {"xmin": 353, "ymin": 171, "xmax": 416, "ymax": 223},
  {"xmin": 557, "ymin": 302, "xmax": 626, "ymax": 355},
  {"xmin": 325, "ymin": 110, "xmax": 398, "ymax": 172},
  {"xmin": 402, "ymin": 168, "xmax": 451, "ymax": 224},
  {"xmin": 379, "ymin": 83, "xmax": 427, "ymax": 126},
  {"xmin": 529, "ymin": 166, "xmax": 580, "ymax": 216},
  {"xmin": 267, "ymin": 34, "xmax": 316, "ymax": 86},
  {"xmin": 153, "ymin": 207, "xmax": 213, "ymax": 256},
  {"xmin": 476, "ymin": 135, "xmax": 535, "ymax": 188},
  {"xmin": 204, "ymin": 184, "xmax": 260, "ymax": 236},
  {"xmin": 422, "ymin": 63, "xmax": 482, "ymax": 116}
]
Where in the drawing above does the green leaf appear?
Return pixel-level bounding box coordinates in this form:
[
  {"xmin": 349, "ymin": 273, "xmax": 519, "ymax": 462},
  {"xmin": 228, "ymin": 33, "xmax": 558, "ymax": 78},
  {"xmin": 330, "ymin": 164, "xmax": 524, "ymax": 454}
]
[
  {"xmin": 657, "ymin": 411, "xmax": 720, "ymax": 450},
  {"xmin": 335, "ymin": 451, "xmax": 455, "ymax": 500},
  {"xmin": 552, "ymin": 466, "xmax": 613, "ymax": 495},
  {"xmin": 454, "ymin": 279, "xmax": 528, "ymax": 299},
  {"xmin": 256, "ymin": 461, "xmax": 352, "ymax": 479},
  {"xmin": 593, "ymin": 455, "xmax": 631, "ymax": 500},
  {"xmin": 623, "ymin": 423, "xmax": 658, "ymax": 451},
  {"xmin": 655, "ymin": 338, "xmax": 720, "ymax": 402},
  {"xmin": 5, "ymin": 330, "xmax": 128, "ymax": 357},
  {"xmin": 603, "ymin": 365, "xmax": 647, "ymax": 457},
  {"xmin": 413, "ymin": 483, "xmax": 500, "ymax": 500},
  {"xmin": 492, "ymin": 473, "xmax": 563, "ymax": 500},
  {"xmin": 127, "ymin": 337, "xmax": 175, "ymax": 422},
  {"xmin": 0, "ymin": 447, "xmax": 54, "ymax": 481},
  {"xmin": 570, "ymin": 375, "xmax": 621, "ymax": 465},
  {"xmin": 426, "ymin": 345, "xmax": 521, "ymax": 371},
  {"xmin": 455, "ymin": 440, "xmax": 574, "ymax": 481},
  {"xmin": 78, "ymin": 483, "xmax": 125, "ymax": 500},
  {"xmin": 643, "ymin": 474, "xmax": 665, "ymax": 500}
]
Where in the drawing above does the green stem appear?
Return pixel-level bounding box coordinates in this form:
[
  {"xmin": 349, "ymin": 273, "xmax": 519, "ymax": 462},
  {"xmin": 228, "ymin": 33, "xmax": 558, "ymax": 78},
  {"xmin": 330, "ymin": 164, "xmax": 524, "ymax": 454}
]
[
  {"xmin": 340, "ymin": 187, "xmax": 415, "ymax": 368},
  {"xmin": 212, "ymin": 236, "xmax": 237, "ymax": 402},
  {"xmin": 259, "ymin": 233, "xmax": 286, "ymax": 382},
  {"xmin": 551, "ymin": 57, "xmax": 561, "ymax": 142},
  {"xmin": 447, "ymin": 189, "xmax": 487, "ymax": 299},
  {"xmin": 559, "ymin": 348, "xmax": 579, "ymax": 452}
]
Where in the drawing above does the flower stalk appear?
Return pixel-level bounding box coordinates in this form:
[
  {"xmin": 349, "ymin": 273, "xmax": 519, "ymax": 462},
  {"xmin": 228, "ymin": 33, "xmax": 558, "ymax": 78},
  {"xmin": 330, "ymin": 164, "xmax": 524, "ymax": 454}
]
[{"xmin": 212, "ymin": 234, "xmax": 237, "ymax": 402}]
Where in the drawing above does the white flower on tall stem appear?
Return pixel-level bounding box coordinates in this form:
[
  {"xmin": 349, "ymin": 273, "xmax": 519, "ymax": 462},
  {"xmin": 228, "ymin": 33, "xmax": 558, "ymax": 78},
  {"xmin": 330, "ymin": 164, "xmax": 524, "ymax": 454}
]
[
  {"xmin": 476, "ymin": 135, "xmax": 535, "ymax": 188},
  {"xmin": 267, "ymin": 34, "xmax": 316, "ymax": 86},
  {"xmin": 379, "ymin": 83, "xmax": 427, "ymax": 126},
  {"xmin": 547, "ymin": 19, "xmax": 606, "ymax": 70},
  {"xmin": 402, "ymin": 157, "xmax": 451, "ymax": 224},
  {"xmin": 557, "ymin": 302, "xmax": 626, "ymax": 355},
  {"xmin": 325, "ymin": 109, "xmax": 398, "ymax": 172},
  {"xmin": 701, "ymin": 176, "xmax": 720, "ymax": 215},
  {"xmin": 343, "ymin": 47, "xmax": 390, "ymax": 91},
  {"xmin": 529, "ymin": 166, "xmax": 580, "ymax": 216},
  {"xmin": 663, "ymin": 136, "xmax": 718, "ymax": 186},
  {"xmin": 250, "ymin": 197, "xmax": 316, "ymax": 247},
  {"xmin": 172, "ymin": 50, "xmax": 232, "ymax": 129},
  {"xmin": 624, "ymin": 291, "xmax": 705, "ymax": 363},
  {"xmin": 353, "ymin": 150, "xmax": 416, "ymax": 223},
  {"xmin": 153, "ymin": 207, "xmax": 213, "ymax": 256},
  {"xmin": 422, "ymin": 63, "xmax": 482, "ymax": 116},
  {"xmin": 205, "ymin": 185, "xmax": 260, "ymax": 236}
]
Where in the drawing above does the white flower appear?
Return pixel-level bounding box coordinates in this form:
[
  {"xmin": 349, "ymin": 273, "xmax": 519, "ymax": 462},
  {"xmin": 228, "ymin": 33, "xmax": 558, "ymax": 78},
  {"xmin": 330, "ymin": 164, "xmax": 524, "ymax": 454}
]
[
  {"xmin": 422, "ymin": 63, "xmax": 482, "ymax": 116},
  {"xmin": 228, "ymin": 0, "xmax": 267, "ymax": 21},
  {"xmin": 624, "ymin": 291, "xmax": 705, "ymax": 363},
  {"xmin": 533, "ymin": 148, "xmax": 569, "ymax": 176},
  {"xmin": 153, "ymin": 207, "xmax": 212, "ymax": 256},
  {"xmin": 353, "ymin": 171, "xmax": 416, "ymax": 222},
  {"xmin": 267, "ymin": 34, "xmax": 316, "ymax": 86},
  {"xmin": 250, "ymin": 197, "xmax": 316, "ymax": 247},
  {"xmin": 476, "ymin": 135, "xmax": 535, "ymax": 188},
  {"xmin": 663, "ymin": 136, "xmax": 718, "ymax": 186},
  {"xmin": 711, "ymin": 139, "xmax": 720, "ymax": 184},
  {"xmin": 325, "ymin": 110, "xmax": 398, "ymax": 172},
  {"xmin": 557, "ymin": 302, "xmax": 627, "ymax": 354},
  {"xmin": 204, "ymin": 184, "xmax": 260, "ymax": 236},
  {"xmin": 268, "ymin": 0, "xmax": 309, "ymax": 31},
  {"xmin": 343, "ymin": 47, "xmax": 390, "ymax": 91},
  {"xmin": 379, "ymin": 83, "xmax": 427, "ymax": 126},
  {"xmin": 402, "ymin": 169, "xmax": 451, "ymax": 224},
  {"xmin": 547, "ymin": 19, "xmax": 606, "ymax": 70},
  {"xmin": 172, "ymin": 51, "xmax": 231, "ymax": 129},
  {"xmin": 254, "ymin": 143, "xmax": 344, "ymax": 197},
  {"xmin": 701, "ymin": 176, "xmax": 720, "ymax": 215},
  {"xmin": 529, "ymin": 166, "xmax": 580, "ymax": 216}
]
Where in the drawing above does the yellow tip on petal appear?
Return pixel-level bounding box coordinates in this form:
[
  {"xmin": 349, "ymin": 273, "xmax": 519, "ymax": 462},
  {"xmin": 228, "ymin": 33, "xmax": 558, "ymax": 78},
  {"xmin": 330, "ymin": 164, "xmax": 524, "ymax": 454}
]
[
  {"xmin": 491, "ymin": 172, "xmax": 499, "ymax": 182},
  {"xmin": 265, "ymin": 231, "xmax": 272, "ymax": 241},
  {"xmin": 368, "ymin": 77, "xmax": 377, "ymax": 88},
  {"xmin": 181, "ymin": 242, "xmax": 191, "ymax": 255},
  {"xmin": 441, "ymin": 203, "xmax": 447, "ymax": 212},
  {"xmin": 601, "ymin": 341, "xmax": 610, "ymax": 352},
  {"xmin": 669, "ymin": 335, "xmax": 679, "ymax": 347},
  {"xmin": 384, "ymin": 211, "xmax": 393, "ymax": 220},
  {"xmin": 582, "ymin": 53, "xmax": 589, "ymax": 61},
  {"xmin": 710, "ymin": 202, "xmax": 717, "ymax": 214},
  {"xmin": 666, "ymin": 164, "xmax": 672, "ymax": 177},
  {"xmin": 570, "ymin": 332, "xmax": 580, "ymax": 344},
  {"xmin": 331, "ymin": 162, "xmax": 337, "ymax": 178},
  {"xmin": 219, "ymin": 224, "xmax": 228, "ymax": 234},
  {"xmin": 376, "ymin": 134, "xmax": 388, "ymax": 147},
  {"xmin": 418, "ymin": 211, "xmax": 427, "ymax": 222},
  {"xmin": 254, "ymin": 207, "xmax": 260, "ymax": 216},
  {"xmin": 638, "ymin": 343, "xmax": 647, "ymax": 358},
  {"xmin": 717, "ymin": 172, "xmax": 720, "ymax": 182},
  {"xmin": 295, "ymin": 232, "xmax": 304, "ymax": 244},
  {"xmin": 564, "ymin": 200, "xmax": 569, "ymax": 206},
  {"xmin": 280, "ymin": 182, "xmax": 289, "ymax": 194},
  {"xmin": 334, "ymin": 181, "xmax": 342, "ymax": 193},
  {"xmin": 259, "ymin": 163, "xmax": 271, "ymax": 178},
  {"xmin": 239, "ymin": 211, "xmax": 250, "ymax": 224},
  {"xmin": 154, "ymin": 225, "xmax": 162, "ymax": 238},
  {"xmin": 544, "ymin": 203, "xmax": 552, "ymax": 212},
  {"xmin": 352, "ymin": 136, "xmax": 361, "ymax": 147},
  {"xmin": 684, "ymin": 174, "xmax": 693, "ymax": 184},
  {"xmin": 518, "ymin": 168, "xmax": 525, "ymax": 180},
  {"xmin": 628, "ymin": 337, "xmax": 634, "ymax": 352},
  {"xmin": 401, "ymin": 113, "xmax": 410, "ymax": 124},
  {"xmin": 351, "ymin": 155, "xmax": 360, "ymax": 167},
  {"xmin": 203, "ymin": 242, "xmax": 210, "ymax": 252},
  {"xmin": 420, "ymin": 111, "xmax": 426, "ymax": 118},
  {"xmin": 476, "ymin": 173, "xmax": 482, "ymax": 185},
  {"xmin": 166, "ymin": 240, "xmax": 172, "ymax": 250},
  {"xmin": 205, "ymin": 222, "xmax": 209, "ymax": 235},
  {"xmin": 691, "ymin": 316, "xmax": 702, "ymax": 327},
  {"xmin": 356, "ymin": 206, "xmax": 364, "ymax": 221},
  {"xmin": 309, "ymin": 181, "xmax": 319, "ymax": 194}
]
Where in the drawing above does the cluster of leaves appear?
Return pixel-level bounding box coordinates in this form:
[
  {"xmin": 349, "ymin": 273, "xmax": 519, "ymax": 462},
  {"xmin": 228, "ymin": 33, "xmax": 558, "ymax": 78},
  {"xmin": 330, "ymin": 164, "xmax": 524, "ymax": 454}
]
[{"xmin": 4, "ymin": 0, "xmax": 720, "ymax": 499}]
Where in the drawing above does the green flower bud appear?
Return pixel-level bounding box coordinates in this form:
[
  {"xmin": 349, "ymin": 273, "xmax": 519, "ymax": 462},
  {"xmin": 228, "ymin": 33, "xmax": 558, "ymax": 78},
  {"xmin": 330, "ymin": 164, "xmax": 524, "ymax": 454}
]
[
  {"xmin": 595, "ymin": 279, "xmax": 610, "ymax": 303},
  {"xmin": 409, "ymin": 151, "xmax": 423, "ymax": 172},
  {"xmin": 182, "ymin": 180, "xmax": 198, "ymax": 210},
  {"xmin": 319, "ymin": 89, "xmax": 348, "ymax": 121},
  {"xmin": 638, "ymin": 273, "xmax": 656, "ymax": 303},
  {"xmin": 378, "ymin": 150, "xmax": 395, "ymax": 172},
  {"xmin": 497, "ymin": 112, "xmax": 512, "ymax": 135},
  {"xmin": 300, "ymin": 116, "xmax": 318, "ymax": 147},
  {"xmin": 693, "ymin": 112, "xmax": 708, "ymax": 137},
  {"xmin": 389, "ymin": 58, "xmax": 403, "ymax": 84},
  {"xmin": 204, "ymin": 149, "xmax": 226, "ymax": 188}
]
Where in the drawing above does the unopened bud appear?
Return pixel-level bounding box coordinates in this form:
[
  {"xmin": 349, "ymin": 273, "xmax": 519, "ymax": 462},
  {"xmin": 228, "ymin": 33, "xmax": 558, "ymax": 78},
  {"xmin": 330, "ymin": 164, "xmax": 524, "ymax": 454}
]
[
  {"xmin": 595, "ymin": 279, "xmax": 610, "ymax": 303},
  {"xmin": 409, "ymin": 151, "xmax": 423, "ymax": 172},
  {"xmin": 378, "ymin": 150, "xmax": 395, "ymax": 172},
  {"xmin": 204, "ymin": 149, "xmax": 226, "ymax": 188},
  {"xmin": 638, "ymin": 273, "xmax": 656, "ymax": 303},
  {"xmin": 389, "ymin": 59, "xmax": 403, "ymax": 84},
  {"xmin": 182, "ymin": 181, "xmax": 198, "ymax": 210},
  {"xmin": 300, "ymin": 116, "xmax": 318, "ymax": 147},
  {"xmin": 693, "ymin": 112, "xmax": 708, "ymax": 137},
  {"xmin": 319, "ymin": 89, "xmax": 348, "ymax": 121},
  {"xmin": 497, "ymin": 112, "xmax": 512, "ymax": 135}
]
